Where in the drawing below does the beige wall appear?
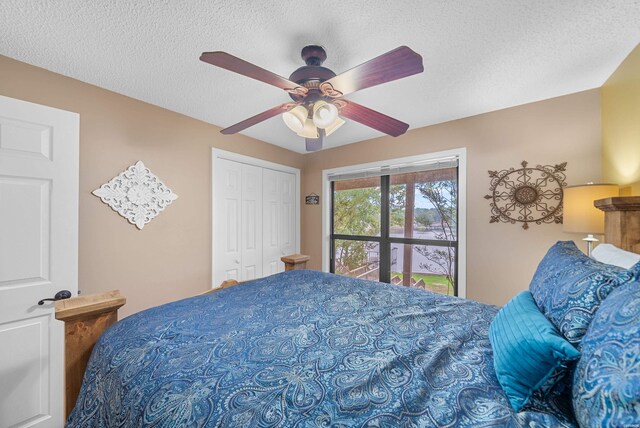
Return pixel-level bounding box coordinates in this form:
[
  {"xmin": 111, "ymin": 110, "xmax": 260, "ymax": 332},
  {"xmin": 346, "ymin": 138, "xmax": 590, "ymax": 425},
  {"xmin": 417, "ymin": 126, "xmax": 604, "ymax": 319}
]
[
  {"xmin": 301, "ymin": 89, "xmax": 602, "ymax": 306},
  {"xmin": 602, "ymin": 43, "xmax": 640, "ymax": 195},
  {"xmin": 0, "ymin": 53, "xmax": 604, "ymax": 313},
  {"xmin": 0, "ymin": 55, "xmax": 305, "ymax": 317}
]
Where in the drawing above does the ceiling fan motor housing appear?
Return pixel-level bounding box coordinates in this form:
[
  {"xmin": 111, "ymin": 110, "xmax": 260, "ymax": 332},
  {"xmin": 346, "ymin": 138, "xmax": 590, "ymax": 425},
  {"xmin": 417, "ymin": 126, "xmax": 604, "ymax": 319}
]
[{"xmin": 288, "ymin": 45, "xmax": 336, "ymax": 102}]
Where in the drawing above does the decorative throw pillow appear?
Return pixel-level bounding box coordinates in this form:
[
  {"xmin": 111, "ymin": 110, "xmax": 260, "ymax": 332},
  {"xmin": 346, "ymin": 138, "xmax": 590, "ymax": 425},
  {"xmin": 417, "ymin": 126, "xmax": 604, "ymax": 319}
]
[
  {"xmin": 529, "ymin": 241, "xmax": 585, "ymax": 293},
  {"xmin": 529, "ymin": 241, "xmax": 635, "ymax": 347},
  {"xmin": 489, "ymin": 291, "xmax": 580, "ymax": 412},
  {"xmin": 572, "ymin": 281, "xmax": 640, "ymax": 428}
]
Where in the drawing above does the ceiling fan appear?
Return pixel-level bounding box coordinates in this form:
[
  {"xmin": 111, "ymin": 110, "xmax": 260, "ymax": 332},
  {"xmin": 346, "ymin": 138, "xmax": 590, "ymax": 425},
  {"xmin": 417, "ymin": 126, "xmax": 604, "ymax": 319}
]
[{"xmin": 200, "ymin": 45, "xmax": 424, "ymax": 151}]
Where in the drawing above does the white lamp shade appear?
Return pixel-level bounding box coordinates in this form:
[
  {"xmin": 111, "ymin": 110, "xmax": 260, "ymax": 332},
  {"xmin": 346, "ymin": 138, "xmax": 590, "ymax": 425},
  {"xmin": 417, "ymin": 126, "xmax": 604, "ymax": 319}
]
[
  {"xmin": 282, "ymin": 106, "xmax": 308, "ymax": 133},
  {"xmin": 296, "ymin": 118, "xmax": 318, "ymax": 139},
  {"xmin": 312, "ymin": 101, "xmax": 339, "ymax": 128},
  {"xmin": 563, "ymin": 184, "xmax": 619, "ymax": 234},
  {"xmin": 324, "ymin": 117, "xmax": 345, "ymax": 136}
]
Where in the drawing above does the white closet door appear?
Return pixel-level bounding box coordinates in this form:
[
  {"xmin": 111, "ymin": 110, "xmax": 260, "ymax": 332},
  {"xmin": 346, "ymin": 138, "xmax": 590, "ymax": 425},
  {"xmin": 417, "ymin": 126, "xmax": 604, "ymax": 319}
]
[
  {"xmin": 262, "ymin": 168, "xmax": 281, "ymax": 275},
  {"xmin": 212, "ymin": 149, "xmax": 299, "ymax": 288},
  {"xmin": 280, "ymin": 171, "xmax": 296, "ymax": 257},
  {"xmin": 213, "ymin": 158, "xmax": 241, "ymax": 285},
  {"xmin": 263, "ymin": 169, "xmax": 296, "ymax": 275},
  {"xmin": 240, "ymin": 164, "xmax": 262, "ymax": 281}
]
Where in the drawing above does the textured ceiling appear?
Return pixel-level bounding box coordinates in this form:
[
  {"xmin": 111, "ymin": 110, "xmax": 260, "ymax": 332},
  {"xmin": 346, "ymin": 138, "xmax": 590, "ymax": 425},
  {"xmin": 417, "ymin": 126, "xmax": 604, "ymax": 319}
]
[{"xmin": 1, "ymin": 1, "xmax": 639, "ymax": 154}]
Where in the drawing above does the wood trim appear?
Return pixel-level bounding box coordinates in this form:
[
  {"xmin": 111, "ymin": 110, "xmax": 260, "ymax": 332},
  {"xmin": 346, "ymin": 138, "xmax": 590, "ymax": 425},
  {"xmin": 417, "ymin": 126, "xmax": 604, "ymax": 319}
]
[
  {"xmin": 596, "ymin": 196, "xmax": 640, "ymax": 253},
  {"xmin": 55, "ymin": 290, "xmax": 125, "ymax": 418},
  {"xmin": 56, "ymin": 290, "xmax": 126, "ymax": 322},
  {"xmin": 595, "ymin": 196, "xmax": 640, "ymax": 211},
  {"xmin": 282, "ymin": 254, "xmax": 310, "ymax": 270}
]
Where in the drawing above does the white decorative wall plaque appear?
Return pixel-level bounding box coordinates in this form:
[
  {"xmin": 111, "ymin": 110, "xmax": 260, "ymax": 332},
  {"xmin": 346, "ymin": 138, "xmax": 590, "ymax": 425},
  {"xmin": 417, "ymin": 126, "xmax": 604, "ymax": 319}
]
[{"xmin": 92, "ymin": 161, "xmax": 178, "ymax": 229}]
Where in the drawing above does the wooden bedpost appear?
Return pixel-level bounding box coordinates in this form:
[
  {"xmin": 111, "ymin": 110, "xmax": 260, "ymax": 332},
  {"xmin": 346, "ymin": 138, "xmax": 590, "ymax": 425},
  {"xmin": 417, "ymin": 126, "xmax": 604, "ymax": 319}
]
[
  {"xmin": 595, "ymin": 196, "xmax": 640, "ymax": 253},
  {"xmin": 55, "ymin": 290, "xmax": 126, "ymax": 418},
  {"xmin": 281, "ymin": 254, "xmax": 310, "ymax": 271}
]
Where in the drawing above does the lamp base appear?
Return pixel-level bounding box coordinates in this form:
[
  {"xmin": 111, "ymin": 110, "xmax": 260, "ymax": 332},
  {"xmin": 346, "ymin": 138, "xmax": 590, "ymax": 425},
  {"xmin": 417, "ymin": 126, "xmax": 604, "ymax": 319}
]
[{"xmin": 582, "ymin": 234, "xmax": 599, "ymax": 257}]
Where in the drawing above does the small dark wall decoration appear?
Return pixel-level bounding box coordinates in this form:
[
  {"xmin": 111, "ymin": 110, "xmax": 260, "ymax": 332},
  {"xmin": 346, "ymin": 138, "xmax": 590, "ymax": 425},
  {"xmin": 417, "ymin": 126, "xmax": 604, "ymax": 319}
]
[
  {"xmin": 484, "ymin": 161, "xmax": 567, "ymax": 229},
  {"xmin": 305, "ymin": 193, "xmax": 320, "ymax": 205}
]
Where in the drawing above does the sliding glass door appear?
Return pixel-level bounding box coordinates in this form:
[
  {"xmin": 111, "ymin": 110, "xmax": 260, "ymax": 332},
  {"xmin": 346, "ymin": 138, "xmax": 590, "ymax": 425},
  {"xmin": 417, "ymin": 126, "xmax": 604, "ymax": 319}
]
[{"xmin": 330, "ymin": 166, "xmax": 459, "ymax": 295}]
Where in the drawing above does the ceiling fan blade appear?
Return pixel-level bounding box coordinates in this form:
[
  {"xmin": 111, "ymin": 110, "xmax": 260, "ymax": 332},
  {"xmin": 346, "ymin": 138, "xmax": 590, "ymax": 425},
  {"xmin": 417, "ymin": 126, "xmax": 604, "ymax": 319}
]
[
  {"xmin": 200, "ymin": 52, "xmax": 305, "ymax": 93},
  {"xmin": 320, "ymin": 46, "xmax": 423, "ymax": 98},
  {"xmin": 221, "ymin": 103, "xmax": 295, "ymax": 135},
  {"xmin": 305, "ymin": 129, "xmax": 324, "ymax": 151},
  {"xmin": 337, "ymin": 100, "xmax": 409, "ymax": 137}
]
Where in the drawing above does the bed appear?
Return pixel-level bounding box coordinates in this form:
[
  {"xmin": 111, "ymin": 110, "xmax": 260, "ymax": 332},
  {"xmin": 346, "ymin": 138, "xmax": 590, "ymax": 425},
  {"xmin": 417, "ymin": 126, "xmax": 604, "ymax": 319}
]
[{"xmin": 62, "ymin": 197, "xmax": 640, "ymax": 427}]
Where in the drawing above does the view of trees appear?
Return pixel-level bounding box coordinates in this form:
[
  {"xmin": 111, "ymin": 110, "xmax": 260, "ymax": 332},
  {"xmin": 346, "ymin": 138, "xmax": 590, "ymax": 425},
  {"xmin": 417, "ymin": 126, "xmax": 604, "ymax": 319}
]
[
  {"xmin": 333, "ymin": 184, "xmax": 408, "ymax": 272},
  {"xmin": 333, "ymin": 175, "xmax": 457, "ymax": 292},
  {"xmin": 389, "ymin": 184, "xmax": 406, "ymax": 227},
  {"xmin": 333, "ymin": 186, "xmax": 380, "ymax": 271},
  {"xmin": 414, "ymin": 179, "xmax": 457, "ymax": 288}
]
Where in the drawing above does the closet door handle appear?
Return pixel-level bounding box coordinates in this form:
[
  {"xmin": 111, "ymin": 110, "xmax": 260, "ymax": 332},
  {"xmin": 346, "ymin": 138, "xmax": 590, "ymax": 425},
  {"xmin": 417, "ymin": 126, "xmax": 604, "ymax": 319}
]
[{"xmin": 234, "ymin": 259, "xmax": 240, "ymax": 264}]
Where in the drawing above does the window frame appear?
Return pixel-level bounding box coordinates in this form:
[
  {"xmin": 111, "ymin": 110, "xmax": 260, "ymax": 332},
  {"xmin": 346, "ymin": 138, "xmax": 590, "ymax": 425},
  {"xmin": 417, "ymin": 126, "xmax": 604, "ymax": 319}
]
[{"xmin": 322, "ymin": 148, "xmax": 467, "ymax": 298}]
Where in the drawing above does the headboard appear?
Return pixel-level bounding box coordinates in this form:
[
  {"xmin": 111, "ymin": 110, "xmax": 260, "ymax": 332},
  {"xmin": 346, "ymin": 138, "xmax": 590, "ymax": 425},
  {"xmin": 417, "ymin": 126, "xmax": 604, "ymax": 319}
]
[{"xmin": 595, "ymin": 196, "xmax": 640, "ymax": 254}]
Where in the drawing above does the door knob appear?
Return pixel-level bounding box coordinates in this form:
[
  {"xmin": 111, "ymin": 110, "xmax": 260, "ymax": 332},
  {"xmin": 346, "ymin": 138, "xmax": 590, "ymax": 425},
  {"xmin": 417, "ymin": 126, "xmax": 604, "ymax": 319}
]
[
  {"xmin": 234, "ymin": 259, "xmax": 240, "ymax": 264},
  {"xmin": 38, "ymin": 290, "xmax": 72, "ymax": 305}
]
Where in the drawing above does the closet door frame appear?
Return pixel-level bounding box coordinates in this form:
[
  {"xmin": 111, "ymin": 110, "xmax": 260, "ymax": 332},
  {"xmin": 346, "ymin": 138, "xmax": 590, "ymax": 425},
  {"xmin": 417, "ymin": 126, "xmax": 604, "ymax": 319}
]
[{"xmin": 211, "ymin": 149, "xmax": 300, "ymax": 288}]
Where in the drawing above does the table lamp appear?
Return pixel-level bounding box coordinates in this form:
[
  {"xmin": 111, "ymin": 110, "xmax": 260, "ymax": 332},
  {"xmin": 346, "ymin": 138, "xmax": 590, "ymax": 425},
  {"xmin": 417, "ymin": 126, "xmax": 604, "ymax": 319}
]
[{"xmin": 563, "ymin": 183, "xmax": 619, "ymax": 255}]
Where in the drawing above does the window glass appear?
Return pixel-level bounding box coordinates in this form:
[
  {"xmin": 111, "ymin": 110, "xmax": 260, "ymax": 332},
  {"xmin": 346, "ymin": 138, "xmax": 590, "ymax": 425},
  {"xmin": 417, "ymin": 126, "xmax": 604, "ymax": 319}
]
[
  {"xmin": 333, "ymin": 177, "xmax": 381, "ymax": 237},
  {"xmin": 389, "ymin": 169, "xmax": 457, "ymax": 240},
  {"xmin": 333, "ymin": 239, "xmax": 380, "ymax": 281},
  {"xmin": 390, "ymin": 243, "xmax": 456, "ymax": 295},
  {"xmin": 331, "ymin": 166, "xmax": 458, "ymax": 296}
]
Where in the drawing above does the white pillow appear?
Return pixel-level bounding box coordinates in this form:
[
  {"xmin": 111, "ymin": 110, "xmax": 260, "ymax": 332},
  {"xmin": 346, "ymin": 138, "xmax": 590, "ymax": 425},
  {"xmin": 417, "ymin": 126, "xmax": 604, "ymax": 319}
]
[{"xmin": 591, "ymin": 243, "xmax": 640, "ymax": 269}]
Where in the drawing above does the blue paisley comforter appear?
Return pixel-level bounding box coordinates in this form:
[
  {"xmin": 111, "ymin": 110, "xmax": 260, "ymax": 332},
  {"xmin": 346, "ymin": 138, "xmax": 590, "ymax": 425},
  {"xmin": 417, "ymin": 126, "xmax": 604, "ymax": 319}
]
[{"xmin": 68, "ymin": 270, "xmax": 574, "ymax": 427}]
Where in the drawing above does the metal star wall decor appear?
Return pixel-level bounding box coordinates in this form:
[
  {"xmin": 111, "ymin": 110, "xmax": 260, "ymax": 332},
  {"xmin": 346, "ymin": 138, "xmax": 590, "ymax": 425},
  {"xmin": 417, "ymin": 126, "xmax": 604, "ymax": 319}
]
[
  {"xmin": 93, "ymin": 161, "xmax": 178, "ymax": 229},
  {"xmin": 484, "ymin": 161, "xmax": 567, "ymax": 230}
]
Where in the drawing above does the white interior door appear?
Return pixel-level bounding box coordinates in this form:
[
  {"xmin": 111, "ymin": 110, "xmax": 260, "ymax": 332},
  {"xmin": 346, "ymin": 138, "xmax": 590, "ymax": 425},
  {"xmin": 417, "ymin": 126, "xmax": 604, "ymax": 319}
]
[
  {"xmin": 0, "ymin": 96, "xmax": 79, "ymax": 427},
  {"xmin": 263, "ymin": 169, "xmax": 296, "ymax": 275},
  {"xmin": 241, "ymin": 163, "xmax": 262, "ymax": 281},
  {"xmin": 212, "ymin": 149, "xmax": 299, "ymax": 288},
  {"xmin": 263, "ymin": 168, "xmax": 281, "ymax": 275},
  {"xmin": 213, "ymin": 158, "xmax": 242, "ymax": 286},
  {"xmin": 279, "ymin": 170, "xmax": 296, "ymax": 258}
]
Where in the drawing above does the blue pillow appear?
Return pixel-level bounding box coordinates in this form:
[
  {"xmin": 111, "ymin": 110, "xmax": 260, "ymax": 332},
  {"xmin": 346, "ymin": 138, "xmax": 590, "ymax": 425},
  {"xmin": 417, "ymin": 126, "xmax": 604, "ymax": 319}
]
[
  {"xmin": 529, "ymin": 241, "xmax": 585, "ymax": 290},
  {"xmin": 489, "ymin": 291, "xmax": 580, "ymax": 411},
  {"xmin": 529, "ymin": 241, "xmax": 635, "ymax": 347},
  {"xmin": 572, "ymin": 281, "xmax": 640, "ymax": 428}
]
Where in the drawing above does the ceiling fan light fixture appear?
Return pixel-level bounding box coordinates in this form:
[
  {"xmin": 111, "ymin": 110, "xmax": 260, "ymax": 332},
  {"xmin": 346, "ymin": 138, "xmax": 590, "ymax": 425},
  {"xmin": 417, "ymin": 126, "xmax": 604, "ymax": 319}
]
[
  {"xmin": 282, "ymin": 105, "xmax": 308, "ymax": 133},
  {"xmin": 324, "ymin": 117, "xmax": 345, "ymax": 136},
  {"xmin": 312, "ymin": 101, "xmax": 339, "ymax": 128},
  {"xmin": 297, "ymin": 118, "xmax": 319, "ymax": 139}
]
